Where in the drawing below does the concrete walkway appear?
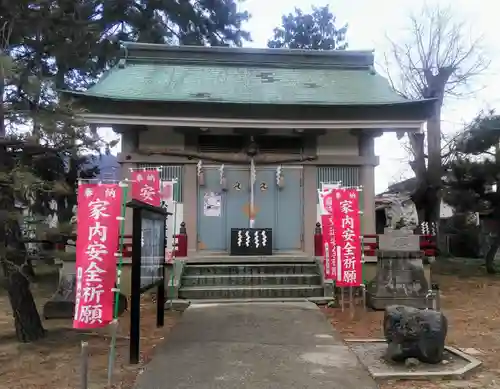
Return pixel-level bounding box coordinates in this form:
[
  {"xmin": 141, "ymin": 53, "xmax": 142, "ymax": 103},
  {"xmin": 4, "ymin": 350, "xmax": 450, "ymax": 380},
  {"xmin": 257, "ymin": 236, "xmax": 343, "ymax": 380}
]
[{"xmin": 134, "ymin": 302, "xmax": 379, "ymax": 389}]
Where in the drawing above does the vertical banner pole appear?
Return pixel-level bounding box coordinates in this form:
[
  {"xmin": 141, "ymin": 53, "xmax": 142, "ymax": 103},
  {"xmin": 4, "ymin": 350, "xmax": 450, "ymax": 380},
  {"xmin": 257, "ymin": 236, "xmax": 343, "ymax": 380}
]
[
  {"xmin": 359, "ymin": 185, "xmax": 366, "ymax": 313},
  {"xmin": 361, "ymin": 284, "xmax": 367, "ymax": 312},
  {"xmin": 169, "ymin": 181, "xmax": 178, "ymax": 308},
  {"xmin": 129, "ymin": 207, "xmax": 142, "ymax": 365},
  {"xmin": 107, "ymin": 181, "xmax": 129, "ymax": 386},
  {"xmin": 157, "ymin": 210, "xmax": 166, "ymax": 328},
  {"xmin": 349, "ymin": 286, "xmax": 354, "ymax": 319},
  {"xmin": 249, "ymin": 158, "xmax": 255, "ymax": 228}
]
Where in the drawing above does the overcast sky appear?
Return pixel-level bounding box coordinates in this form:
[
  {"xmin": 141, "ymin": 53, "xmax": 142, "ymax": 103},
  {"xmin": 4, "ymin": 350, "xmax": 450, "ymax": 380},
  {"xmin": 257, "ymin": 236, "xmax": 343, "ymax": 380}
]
[
  {"xmin": 243, "ymin": 0, "xmax": 500, "ymax": 192},
  {"xmin": 102, "ymin": 0, "xmax": 500, "ymax": 193}
]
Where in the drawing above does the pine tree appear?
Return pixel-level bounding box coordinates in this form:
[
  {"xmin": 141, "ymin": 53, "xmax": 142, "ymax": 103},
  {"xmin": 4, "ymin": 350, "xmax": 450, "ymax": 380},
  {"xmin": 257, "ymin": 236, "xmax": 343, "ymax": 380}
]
[
  {"xmin": 267, "ymin": 5, "xmax": 347, "ymax": 50},
  {"xmin": 0, "ymin": 5, "xmax": 102, "ymax": 340},
  {"xmin": 0, "ymin": 46, "xmax": 107, "ymax": 340},
  {"xmin": 445, "ymin": 111, "xmax": 500, "ymax": 273},
  {"xmin": 0, "ymin": 0, "xmax": 251, "ymax": 342}
]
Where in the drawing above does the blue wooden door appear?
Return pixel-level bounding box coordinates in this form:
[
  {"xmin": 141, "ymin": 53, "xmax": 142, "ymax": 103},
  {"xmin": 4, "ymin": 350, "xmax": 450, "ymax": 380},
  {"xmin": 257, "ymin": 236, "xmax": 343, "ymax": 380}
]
[
  {"xmin": 225, "ymin": 167, "xmax": 250, "ymax": 249},
  {"xmin": 197, "ymin": 167, "xmax": 226, "ymax": 250},
  {"xmin": 197, "ymin": 166, "xmax": 302, "ymax": 252},
  {"xmin": 275, "ymin": 167, "xmax": 303, "ymax": 251},
  {"xmin": 254, "ymin": 168, "xmax": 277, "ymax": 249}
]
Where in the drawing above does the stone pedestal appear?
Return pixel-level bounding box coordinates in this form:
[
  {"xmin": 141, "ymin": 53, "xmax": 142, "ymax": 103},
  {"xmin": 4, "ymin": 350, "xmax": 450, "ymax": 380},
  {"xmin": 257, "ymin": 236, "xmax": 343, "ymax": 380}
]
[
  {"xmin": 43, "ymin": 253, "xmax": 127, "ymax": 320},
  {"xmin": 43, "ymin": 256, "xmax": 77, "ymax": 319},
  {"xmin": 367, "ymin": 230, "xmax": 431, "ymax": 310},
  {"xmin": 379, "ymin": 229, "xmax": 420, "ymax": 251}
]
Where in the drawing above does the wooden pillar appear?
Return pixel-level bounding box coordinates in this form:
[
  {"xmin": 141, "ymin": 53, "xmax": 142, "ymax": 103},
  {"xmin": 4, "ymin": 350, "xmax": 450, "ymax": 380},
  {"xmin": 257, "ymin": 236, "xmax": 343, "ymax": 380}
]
[{"xmin": 358, "ymin": 131, "xmax": 377, "ymax": 234}]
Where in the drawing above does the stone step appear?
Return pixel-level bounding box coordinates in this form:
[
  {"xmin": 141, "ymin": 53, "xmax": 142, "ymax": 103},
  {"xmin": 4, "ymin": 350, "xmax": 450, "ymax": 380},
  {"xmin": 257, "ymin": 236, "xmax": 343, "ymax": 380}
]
[
  {"xmin": 182, "ymin": 296, "xmax": 335, "ymax": 305},
  {"xmin": 183, "ymin": 263, "xmax": 319, "ymax": 276},
  {"xmin": 178, "ymin": 285, "xmax": 324, "ymax": 300},
  {"xmin": 181, "ymin": 273, "xmax": 321, "ymax": 287},
  {"xmin": 187, "ymin": 255, "xmax": 315, "ymax": 264}
]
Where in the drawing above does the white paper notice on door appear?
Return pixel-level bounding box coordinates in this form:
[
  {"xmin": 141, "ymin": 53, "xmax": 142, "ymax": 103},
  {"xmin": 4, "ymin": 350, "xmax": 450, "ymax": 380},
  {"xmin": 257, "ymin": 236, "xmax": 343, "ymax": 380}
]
[{"xmin": 204, "ymin": 192, "xmax": 221, "ymax": 217}]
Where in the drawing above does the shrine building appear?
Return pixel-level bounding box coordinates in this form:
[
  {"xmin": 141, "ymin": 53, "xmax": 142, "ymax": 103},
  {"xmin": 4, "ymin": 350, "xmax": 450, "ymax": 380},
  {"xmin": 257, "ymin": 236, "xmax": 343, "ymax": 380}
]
[{"xmin": 67, "ymin": 42, "xmax": 435, "ymax": 258}]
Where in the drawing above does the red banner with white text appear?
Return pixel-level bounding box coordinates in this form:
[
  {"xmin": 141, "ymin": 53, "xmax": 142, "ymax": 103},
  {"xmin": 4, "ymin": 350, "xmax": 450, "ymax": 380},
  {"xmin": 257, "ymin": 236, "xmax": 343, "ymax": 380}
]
[
  {"xmin": 318, "ymin": 189, "xmax": 336, "ymax": 280},
  {"xmin": 331, "ymin": 188, "xmax": 362, "ymax": 287},
  {"xmin": 131, "ymin": 169, "xmax": 160, "ymax": 206},
  {"xmin": 73, "ymin": 183, "xmax": 122, "ymax": 329}
]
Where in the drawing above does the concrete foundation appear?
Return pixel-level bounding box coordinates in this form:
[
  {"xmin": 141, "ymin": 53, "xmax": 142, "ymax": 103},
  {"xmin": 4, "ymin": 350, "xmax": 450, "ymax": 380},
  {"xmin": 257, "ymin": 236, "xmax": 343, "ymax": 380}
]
[{"xmin": 345, "ymin": 339, "xmax": 482, "ymax": 381}]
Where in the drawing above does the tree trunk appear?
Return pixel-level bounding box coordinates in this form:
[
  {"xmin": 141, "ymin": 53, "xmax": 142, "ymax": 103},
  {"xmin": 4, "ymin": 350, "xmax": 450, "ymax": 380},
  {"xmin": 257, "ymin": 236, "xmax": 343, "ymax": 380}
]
[
  {"xmin": 0, "ymin": 29, "xmax": 45, "ymax": 343},
  {"xmin": 22, "ymin": 258, "xmax": 35, "ymax": 278},
  {"xmin": 484, "ymin": 237, "xmax": 498, "ymax": 274},
  {"xmin": 484, "ymin": 217, "xmax": 500, "ymax": 274},
  {"xmin": 426, "ymin": 112, "xmax": 443, "ymax": 225},
  {"xmin": 1, "ymin": 218, "xmax": 46, "ymax": 342},
  {"xmin": 412, "ymin": 180, "xmax": 440, "ymax": 224},
  {"xmin": 0, "ymin": 149, "xmax": 45, "ymax": 342},
  {"xmin": 5, "ymin": 266, "xmax": 45, "ymax": 342},
  {"xmin": 409, "ymin": 100, "xmax": 442, "ymax": 232},
  {"xmin": 408, "ymin": 132, "xmax": 440, "ymax": 228}
]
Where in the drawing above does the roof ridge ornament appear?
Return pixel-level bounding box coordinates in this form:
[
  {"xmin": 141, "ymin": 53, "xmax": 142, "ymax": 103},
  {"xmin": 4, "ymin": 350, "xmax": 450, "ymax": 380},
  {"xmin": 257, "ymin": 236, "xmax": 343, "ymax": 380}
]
[{"xmin": 118, "ymin": 42, "xmax": 375, "ymax": 69}]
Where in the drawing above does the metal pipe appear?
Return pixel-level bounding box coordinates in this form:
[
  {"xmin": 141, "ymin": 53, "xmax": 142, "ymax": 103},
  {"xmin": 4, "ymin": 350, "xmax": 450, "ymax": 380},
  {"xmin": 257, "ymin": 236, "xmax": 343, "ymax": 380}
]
[
  {"xmin": 432, "ymin": 283, "xmax": 441, "ymax": 311},
  {"xmin": 361, "ymin": 284, "xmax": 366, "ymax": 312},
  {"xmin": 425, "ymin": 289, "xmax": 433, "ymax": 310},
  {"xmin": 349, "ymin": 286, "xmax": 354, "ymax": 319},
  {"xmin": 169, "ymin": 200, "xmax": 178, "ymax": 309}
]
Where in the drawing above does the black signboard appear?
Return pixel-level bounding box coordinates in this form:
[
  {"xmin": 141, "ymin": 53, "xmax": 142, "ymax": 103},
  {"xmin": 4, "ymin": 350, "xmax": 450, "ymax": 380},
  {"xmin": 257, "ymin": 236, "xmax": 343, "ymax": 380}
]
[
  {"xmin": 230, "ymin": 228, "xmax": 272, "ymax": 256},
  {"xmin": 127, "ymin": 199, "xmax": 171, "ymax": 364}
]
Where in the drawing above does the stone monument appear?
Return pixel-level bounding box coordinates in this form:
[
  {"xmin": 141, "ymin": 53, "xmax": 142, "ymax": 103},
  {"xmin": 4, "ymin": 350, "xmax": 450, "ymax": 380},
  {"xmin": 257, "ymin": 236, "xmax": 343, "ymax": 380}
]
[
  {"xmin": 43, "ymin": 238, "xmax": 127, "ymax": 320},
  {"xmin": 384, "ymin": 305, "xmax": 448, "ymax": 364},
  {"xmin": 367, "ymin": 228, "xmax": 431, "ymax": 310}
]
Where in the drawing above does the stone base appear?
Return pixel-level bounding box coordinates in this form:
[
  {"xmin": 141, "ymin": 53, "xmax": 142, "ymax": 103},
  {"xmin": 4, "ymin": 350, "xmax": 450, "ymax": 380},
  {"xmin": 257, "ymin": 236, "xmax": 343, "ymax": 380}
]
[
  {"xmin": 43, "ymin": 273, "xmax": 128, "ymax": 319},
  {"xmin": 367, "ymin": 294, "xmax": 433, "ymax": 310},
  {"xmin": 43, "ymin": 299, "xmax": 75, "ymax": 319},
  {"xmin": 323, "ymin": 280, "xmax": 335, "ymax": 298},
  {"xmin": 164, "ymin": 299, "xmax": 191, "ymax": 312},
  {"xmin": 346, "ymin": 339, "xmax": 482, "ymax": 380},
  {"xmin": 43, "ymin": 294, "xmax": 128, "ymax": 319}
]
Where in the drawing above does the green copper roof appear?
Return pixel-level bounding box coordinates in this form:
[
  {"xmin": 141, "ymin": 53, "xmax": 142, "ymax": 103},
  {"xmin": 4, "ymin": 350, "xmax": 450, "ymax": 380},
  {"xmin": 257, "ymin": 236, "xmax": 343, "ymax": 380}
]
[
  {"xmin": 67, "ymin": 43, "xmax": 413, "ymax": 106},
  {"xmin": 75, "ymin": 63, "xmax": 407, "ymax": 105}
]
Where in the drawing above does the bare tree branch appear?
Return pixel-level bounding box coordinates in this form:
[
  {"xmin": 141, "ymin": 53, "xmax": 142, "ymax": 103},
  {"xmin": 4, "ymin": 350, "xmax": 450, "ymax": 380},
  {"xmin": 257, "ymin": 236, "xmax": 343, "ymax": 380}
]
[
  {"xmin": 382, "ymin": 3, "xmax": 489, "ymax": 223},
  {"xmin": 385, "ymin": 4, "xmax": 489, "ymax": 103}
]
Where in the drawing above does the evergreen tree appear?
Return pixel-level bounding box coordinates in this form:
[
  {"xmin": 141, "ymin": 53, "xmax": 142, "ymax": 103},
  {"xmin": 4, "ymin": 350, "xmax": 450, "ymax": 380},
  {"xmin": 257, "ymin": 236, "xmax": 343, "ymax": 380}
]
[
  {"xmin": 267, "ymin": 5, "xmax": 347, "ymax": 50},
  {"xmin": 445, "ymin": 111, "xmax": 500, "ymax": 273},
  {"xmin": 0, "ymin": 0, "xmax": 251, "ymax": 342},
  {"xmin": 2, "ymin": 0, "xmax": 251, "ymax": 91},
  {"xmin": 0, "ymin": 43, "xmax": 107, "ymax": 340}
]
